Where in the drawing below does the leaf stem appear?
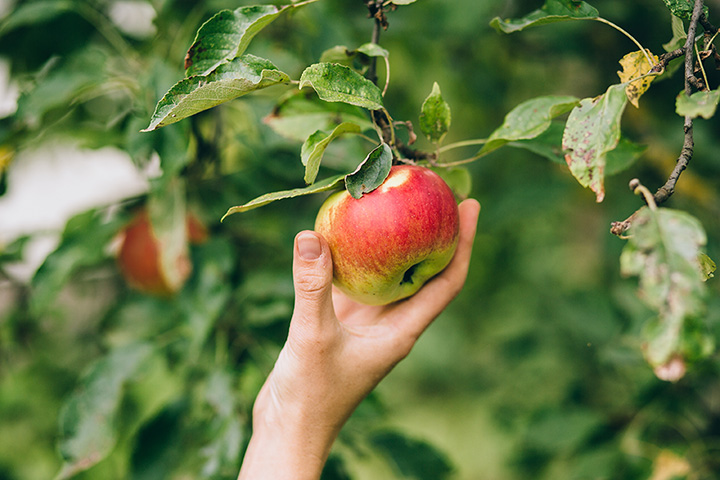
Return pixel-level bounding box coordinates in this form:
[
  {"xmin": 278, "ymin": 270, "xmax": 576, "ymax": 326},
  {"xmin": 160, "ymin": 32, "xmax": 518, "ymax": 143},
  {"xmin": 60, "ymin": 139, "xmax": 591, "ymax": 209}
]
[
  {"xmin": 594, "ymin": 17, "xmax": 654, "ymax": 66},
  {"xmin": 694, "ymin": 42, "xmax": 709, "ymax": 89},
  {"xmin": 437, "ymin": 138, "xmax": 487, "ymax": 154},
  {"xmin": 290, "ymin": 0, "xmax": 322, "ymax": 7},
  {"xmin": 630, "ymin": 178, "xmax": 657, "ymax": 210},
  {"xmin": 381, "ymin": 55, "xmax": 391, "ymax": 97}
]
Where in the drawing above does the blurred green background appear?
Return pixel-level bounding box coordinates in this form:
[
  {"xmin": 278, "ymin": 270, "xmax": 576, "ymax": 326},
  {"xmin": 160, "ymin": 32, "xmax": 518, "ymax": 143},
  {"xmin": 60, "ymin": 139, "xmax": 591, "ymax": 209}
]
[{"xmin": 1, "ymin": 0, "xmax": 720, "ymax": 479}]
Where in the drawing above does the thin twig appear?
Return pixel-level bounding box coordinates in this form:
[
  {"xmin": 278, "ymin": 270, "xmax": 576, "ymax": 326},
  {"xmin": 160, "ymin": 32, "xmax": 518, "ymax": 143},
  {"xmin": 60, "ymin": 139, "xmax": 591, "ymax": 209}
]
[{"xmin": 653, "ymin": 0, "xmax": 705, "ymax": 206}]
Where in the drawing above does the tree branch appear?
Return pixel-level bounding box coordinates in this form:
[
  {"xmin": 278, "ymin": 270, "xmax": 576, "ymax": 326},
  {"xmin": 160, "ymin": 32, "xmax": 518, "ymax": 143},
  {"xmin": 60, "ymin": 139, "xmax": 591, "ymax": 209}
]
[
  {"xmin": 652, "ymin": 0, "xmax": 705, "ymax": 206},
  {"xmin": 612, "ymin": 0, "xmax": 708, "ymax": 236}
]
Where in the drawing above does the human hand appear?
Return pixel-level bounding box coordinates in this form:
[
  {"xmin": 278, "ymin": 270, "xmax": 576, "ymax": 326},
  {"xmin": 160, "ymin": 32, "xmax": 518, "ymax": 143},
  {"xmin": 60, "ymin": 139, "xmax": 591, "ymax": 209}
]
[{"xmin": 238, "ymin": 198, "xmax": 480, "ymax": 480}]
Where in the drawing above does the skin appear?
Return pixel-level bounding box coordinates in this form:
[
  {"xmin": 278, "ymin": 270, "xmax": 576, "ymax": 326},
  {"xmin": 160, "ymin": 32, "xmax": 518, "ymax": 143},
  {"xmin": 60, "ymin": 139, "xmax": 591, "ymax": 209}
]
[
  {"xmin": 237, "ymin": 198, "xmax": 480, "ymax": 480},
  {"xmin": 315, "ymin": 165, "xmax": 460, "ymax": 305}
]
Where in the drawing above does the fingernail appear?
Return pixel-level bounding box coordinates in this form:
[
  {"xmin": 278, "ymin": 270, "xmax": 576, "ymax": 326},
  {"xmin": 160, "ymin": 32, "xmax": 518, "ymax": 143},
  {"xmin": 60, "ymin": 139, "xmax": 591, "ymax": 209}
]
[{"xmin": 297, "ymin": 232, "xmax": 322, "ymax": 260}]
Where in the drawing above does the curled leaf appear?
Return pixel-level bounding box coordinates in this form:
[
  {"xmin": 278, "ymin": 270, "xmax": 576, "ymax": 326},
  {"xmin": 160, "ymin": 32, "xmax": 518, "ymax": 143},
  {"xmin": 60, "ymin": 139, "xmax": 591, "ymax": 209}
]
[
  {"xmin": 301, "ymin": 122, "xmax": 363, "ymax": 184},
  {"xmin": 345, "ymin": 143, "xmax": 393, "ymax": 199}
]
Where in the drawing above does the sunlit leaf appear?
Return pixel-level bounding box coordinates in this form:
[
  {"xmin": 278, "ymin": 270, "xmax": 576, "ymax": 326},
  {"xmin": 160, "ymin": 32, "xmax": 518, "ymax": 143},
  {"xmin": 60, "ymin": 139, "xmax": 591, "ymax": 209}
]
[
  {"xmin": 562, "ymin": 84, "xmax": 628, "ymax": 202},
  {"xmin": 699, "ymin": 253, "xmax": 716, "ymax": 280},
  {"xmin": 617, "ymin": 50, "xmax": 660, "ymax": 108},
  {"xmin": 264, "ymin": 91, "xmax": 374, "ymax": 142},
  {"xmin": 184, "ymin": 5, "xmax": 284, "ymax": 77},
  {"xmin": 490, "ymin": 0, "xmax": 598, "ymax": 33},
  {"xmin": 299, "ymin": 63, "xmax": 384, "ymax": 110},
  {"xmin": 620, "ymin": 207, "xmax": 713, "ymax": 378},
  {"xmin": 143, "ymin": 54, "xmax": 289, "ymax": 131},
  {"xmin": 480, "ymin": 96, "xmax": 579, "ymax": 156},
  {"xmin": 419, "ymin": 82, "xmax": 451, "ymax": 144},
  {"xmin": 661, "ymin": 0, "xmax": 708, "ymax": 20},
  {"xmin": 390, "ymin": 0, "xmax": 417, "ymax": 4},
  {"xmin": 221, "ymin": 174, "xmax": 345, "ymax": 219},
  {"xmin": 301, "ymin": 122, "xmax": 362, "ymax": 184},
  {"xmin": 56, "ymin": 343, "xmax": 154, "ymax": 479},
  {"xmin": 676, "ymin": 89, "xmax": 720, "ymax": 119},
  {"xmin": 345, "ymin": 143, "xmax": 393, "ymax": 199}
]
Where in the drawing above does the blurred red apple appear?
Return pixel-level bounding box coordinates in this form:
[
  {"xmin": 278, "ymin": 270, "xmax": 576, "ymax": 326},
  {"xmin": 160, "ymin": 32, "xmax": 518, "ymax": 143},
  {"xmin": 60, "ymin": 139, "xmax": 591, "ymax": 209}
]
[
  {"xmin": 315, "ymin": 164, "xmax": 460, "ymax": 305},
  {"xmin": 117, "ymin": 209, "xmax": 207, "ymax": 295}
]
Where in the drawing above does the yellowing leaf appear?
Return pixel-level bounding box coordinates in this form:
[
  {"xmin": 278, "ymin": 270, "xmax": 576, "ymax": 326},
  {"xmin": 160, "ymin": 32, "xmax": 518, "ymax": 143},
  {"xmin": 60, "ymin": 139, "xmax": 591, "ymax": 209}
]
[{"xmin": 617, "ymin": 50, "xmax": 659, "ymax": 108}]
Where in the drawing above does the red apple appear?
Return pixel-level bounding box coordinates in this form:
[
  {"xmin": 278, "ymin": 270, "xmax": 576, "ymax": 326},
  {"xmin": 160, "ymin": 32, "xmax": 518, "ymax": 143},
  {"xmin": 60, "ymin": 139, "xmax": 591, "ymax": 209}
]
[
  {"xmin": 117, "ymin": 209, "xmax": 205, "ymax": 296},
  {"xmin": 314, "ymin": 164, "xmax": 460, "ymax": 305}
]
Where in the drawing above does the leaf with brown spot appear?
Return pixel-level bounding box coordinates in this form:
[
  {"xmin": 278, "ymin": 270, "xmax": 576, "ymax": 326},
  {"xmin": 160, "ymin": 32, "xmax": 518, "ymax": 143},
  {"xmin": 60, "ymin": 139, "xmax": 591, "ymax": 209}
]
[
  {"xmin": 617, "ymin": 50, "xmax": 659, "ymax": 108},
  {"xmin": 562, "ymin": 84, "xmax": 628, "ymax": 202}
]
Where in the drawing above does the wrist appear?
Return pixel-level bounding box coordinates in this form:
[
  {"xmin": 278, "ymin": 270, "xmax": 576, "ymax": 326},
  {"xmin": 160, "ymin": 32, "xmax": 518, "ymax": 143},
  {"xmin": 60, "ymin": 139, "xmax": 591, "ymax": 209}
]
[{"xmin": 238, "ymin": 387, "xmax": 340, "ymax": 480}]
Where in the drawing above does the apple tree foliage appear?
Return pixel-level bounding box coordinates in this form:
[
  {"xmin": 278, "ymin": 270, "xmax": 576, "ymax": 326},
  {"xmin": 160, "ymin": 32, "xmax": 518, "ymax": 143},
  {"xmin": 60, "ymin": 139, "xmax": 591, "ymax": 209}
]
[{"xmin": 1, "ymin": 0, "xmax": 720, "ymax": 479}]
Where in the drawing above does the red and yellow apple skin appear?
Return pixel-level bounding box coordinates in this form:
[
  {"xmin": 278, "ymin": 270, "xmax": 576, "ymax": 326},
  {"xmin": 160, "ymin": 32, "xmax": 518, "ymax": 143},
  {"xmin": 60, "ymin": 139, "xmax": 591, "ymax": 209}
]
[{"xmin": 314, "ymin": 164, "xmax": 460, "ymax": 306}]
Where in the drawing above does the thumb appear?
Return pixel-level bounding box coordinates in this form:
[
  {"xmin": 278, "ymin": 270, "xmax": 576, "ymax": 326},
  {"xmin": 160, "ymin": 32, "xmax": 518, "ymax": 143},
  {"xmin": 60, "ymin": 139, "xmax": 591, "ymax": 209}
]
[{"xmin": 291, "ymin": 231, "xmax": 335, "ymax": 328}]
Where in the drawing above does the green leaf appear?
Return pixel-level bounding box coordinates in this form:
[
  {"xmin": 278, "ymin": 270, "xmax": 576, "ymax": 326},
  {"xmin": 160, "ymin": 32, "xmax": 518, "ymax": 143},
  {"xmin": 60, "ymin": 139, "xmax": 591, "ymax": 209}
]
[
  {"xmin": 480, "ymin": 95, "xmax": 579, "ymax": 156},
  {"xmin": 184, "ymin": 5, "xmax": 284, "ymax": 77},
  {"xmin": 509, "ymin": 122, "xmax": 644, "ymax": 175},
  {"xmin": 490, "ymin": 0, "xmax": 598, "ymax": 34},
  {"xmin": 508, "ymin": 121, "xmax": 566, "ymax": 163},
  {"xmin": 620, "ymin": 207, "xmax": 713, "ymax": 377},
  {"xmin": 143, "ymin": 54, "xmax": 289, "ymax": 131},
  {"xmin": 301, "ymin": 122, "xmax": 362, "ymax": 184},
  {"xmin": 0, "ymin": 0, "xmax": 75, "ymax": 34},
  {"xmin": 562, "ymin": 84, "xmax": 628, "ymax": 202},
  {"xmin": 419, "ymin": 82, "xmax": 452, "ymax": 144},
  {"xmin": 605, "ymin": 137, "xmax": 646, "ymax": 175},
  {"xmin": 264, "ymin": 91, "xmax": 374, "ymax": 142},
  {"xmin": 56, "ymin": 343, "xmax": 154, "ymax": 479},
  {"xmin": 356, "ymin": 43, "xmax": 389, "ymax": 59},
  {"xmin": 663, "ymin": 14, "xmax": 687, "ymax": 52},
  {"xmin": 430, "ymin": 167, "xmax": 472, "ymax": 199},
  {"xmin": 676, "ymin": 89, "xmax": 720, "ymax": 119},
  {"xmin": 390, "ymin": 0, "xmax": 417, "ymax": 4},
  {"xmin": 30, "ymin": 208, "xmax": 127, "ymax": 316},
  {"xmin": 299, "ymin": 63, "xmax": 384, "ymax": 110},
  {"xmin": 661, "ymin": 0, "xmax": 708, "ymax": 20},
  {"xmin": 221, "ymin": 174, "xmax": 345, "ymax": 219},
  {"xmin": 371, "ymin": 430, "xmax": 454, "ymax": 480},
  {"xmin": 345, "ymin": 143, "xmax": 393, "ymax": 199}
]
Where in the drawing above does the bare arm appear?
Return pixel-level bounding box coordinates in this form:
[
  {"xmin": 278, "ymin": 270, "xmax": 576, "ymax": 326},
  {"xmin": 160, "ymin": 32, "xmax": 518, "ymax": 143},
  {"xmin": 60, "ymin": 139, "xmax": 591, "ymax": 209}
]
[{"xmin": 238, "ymin": 199, "xmax": 481, "ymax": 480}]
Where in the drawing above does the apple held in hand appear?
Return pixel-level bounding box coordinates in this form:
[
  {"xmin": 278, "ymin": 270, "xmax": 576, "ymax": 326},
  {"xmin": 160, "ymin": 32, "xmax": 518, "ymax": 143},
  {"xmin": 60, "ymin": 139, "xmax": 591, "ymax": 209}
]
[{"xmin": 315, "ymin": 164, "xmax": 460, "ymax": 305}]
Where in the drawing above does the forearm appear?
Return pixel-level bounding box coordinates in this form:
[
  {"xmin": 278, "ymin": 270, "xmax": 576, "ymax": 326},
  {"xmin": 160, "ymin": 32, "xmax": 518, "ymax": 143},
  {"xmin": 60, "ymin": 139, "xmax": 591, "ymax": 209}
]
[{"xmin": 237, "ymin": 387, "xmax": 341, "ymax": 480}]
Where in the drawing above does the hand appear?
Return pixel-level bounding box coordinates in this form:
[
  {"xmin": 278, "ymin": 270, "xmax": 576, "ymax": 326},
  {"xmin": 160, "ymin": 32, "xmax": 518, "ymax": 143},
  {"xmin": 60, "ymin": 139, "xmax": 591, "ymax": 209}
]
[{"xmin": 238, "ymin": 199, "xmax": 481, "ymax": 480}]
